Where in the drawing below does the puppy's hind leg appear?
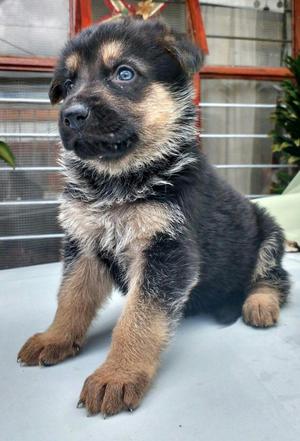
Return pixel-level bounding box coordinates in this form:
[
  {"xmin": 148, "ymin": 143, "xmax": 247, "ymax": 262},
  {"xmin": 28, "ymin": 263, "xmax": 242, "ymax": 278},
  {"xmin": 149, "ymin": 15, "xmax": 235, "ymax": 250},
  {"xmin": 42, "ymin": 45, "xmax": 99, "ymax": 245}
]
[{"xmin": 242, "ymin": 225, "xmax": 290, "ymax": 328}]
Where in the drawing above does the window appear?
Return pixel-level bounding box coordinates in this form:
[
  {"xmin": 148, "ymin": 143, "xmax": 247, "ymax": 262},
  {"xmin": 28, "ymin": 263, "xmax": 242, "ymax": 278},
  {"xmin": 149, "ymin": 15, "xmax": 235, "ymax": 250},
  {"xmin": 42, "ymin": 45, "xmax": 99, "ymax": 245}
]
[
  {"xmin": 0, "ymin": 0, "xmax": 72, "ymax": 71},
  {"xmin": 0, "ymin": 0, "xmax": 70, "ymax": 57},
  {"xmin": 0, "ymin": 0, "xmax": 299, "ymax": 268}
]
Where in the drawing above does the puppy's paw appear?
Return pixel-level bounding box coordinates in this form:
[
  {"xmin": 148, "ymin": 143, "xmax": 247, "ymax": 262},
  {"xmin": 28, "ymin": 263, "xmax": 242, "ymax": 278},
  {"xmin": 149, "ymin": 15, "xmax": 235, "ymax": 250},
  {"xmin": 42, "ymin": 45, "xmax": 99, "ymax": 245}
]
[
  {"xmin": 79, "ymin": 363, "xmax": 151, "ymax": 416},
  {"xmin": 242, "ymin": 292, "xmax": 280, "ymax": 328},
  {"xmin": 17, "ymin": 332, "xmax": 80, "ymax": 366}
]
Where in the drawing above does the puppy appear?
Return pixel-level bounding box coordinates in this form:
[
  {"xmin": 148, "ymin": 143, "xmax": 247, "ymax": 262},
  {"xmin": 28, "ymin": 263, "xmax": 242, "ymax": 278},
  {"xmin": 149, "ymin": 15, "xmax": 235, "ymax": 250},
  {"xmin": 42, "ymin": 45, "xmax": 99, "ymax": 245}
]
[{"xmin": 18, "ymin": 18, "xmax": 290, "ymax": 416}]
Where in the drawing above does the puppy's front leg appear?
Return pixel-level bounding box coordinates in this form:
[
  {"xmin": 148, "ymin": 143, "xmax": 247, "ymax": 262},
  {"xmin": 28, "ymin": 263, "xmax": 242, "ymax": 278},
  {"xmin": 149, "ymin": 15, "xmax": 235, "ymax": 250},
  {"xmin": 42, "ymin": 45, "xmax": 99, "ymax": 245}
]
[
  {"xmin": 18, "ymin": 253, "xmax": 112, "ymax": 366},
  {"xmin": 79, "ymin": 290, "xmax": 169, "ymax": 416},
  {"xmin": 79, "ymin": 236, "xmax": 198, "ymax": 416}
]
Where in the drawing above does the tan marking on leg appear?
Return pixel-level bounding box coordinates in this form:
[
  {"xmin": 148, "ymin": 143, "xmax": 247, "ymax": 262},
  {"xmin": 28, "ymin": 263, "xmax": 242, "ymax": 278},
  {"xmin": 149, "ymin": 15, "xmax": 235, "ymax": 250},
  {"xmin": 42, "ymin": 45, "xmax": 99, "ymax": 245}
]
[
  {"xmin": 65, "ymin": 53, "xmax": 80, "ymax": 72},
  {"xmin": 109, "ymin": 290, "xmax": 170, "ymax": 375},
  {"xmin": 285, "ymin": 240, "xmax": 300, "ymax": 253},
  {"xmin": 242, "ymin": 286, "xmax": 281, "ymax": 328},
  {"xmin": 252, "ymin": 233, "xmax": 279, "ymax": 282},
  {"xmin": 101, "ymin": 41, "xmax": 123, "ymax": 66},
  {"xmin": 18, "ymin": 256, "xmax": 112, "ymax": 366},
  {"xmin": 79, "ymin": 290, "xmax": 170, "ymax": 415},
  {"xmin": 49, "ymin": 255, "xmax": 112, "ymax": 337}
]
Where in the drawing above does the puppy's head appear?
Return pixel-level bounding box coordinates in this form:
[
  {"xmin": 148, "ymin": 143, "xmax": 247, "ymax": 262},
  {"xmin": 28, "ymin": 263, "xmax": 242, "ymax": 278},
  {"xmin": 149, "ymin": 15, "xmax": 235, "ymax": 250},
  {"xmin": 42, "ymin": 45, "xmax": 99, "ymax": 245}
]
[{"xmin": 50, "ymin": 18, "xmax": 203, "ymax": 171}]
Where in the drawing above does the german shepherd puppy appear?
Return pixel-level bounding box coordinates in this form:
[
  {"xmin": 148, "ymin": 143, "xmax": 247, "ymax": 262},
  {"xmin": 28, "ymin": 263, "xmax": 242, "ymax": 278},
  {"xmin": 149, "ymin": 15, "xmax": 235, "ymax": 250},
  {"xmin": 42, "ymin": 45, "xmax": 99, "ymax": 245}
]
[{"xmin": 18, "ymin": 18, "xmax": 290, "ymax": 417}]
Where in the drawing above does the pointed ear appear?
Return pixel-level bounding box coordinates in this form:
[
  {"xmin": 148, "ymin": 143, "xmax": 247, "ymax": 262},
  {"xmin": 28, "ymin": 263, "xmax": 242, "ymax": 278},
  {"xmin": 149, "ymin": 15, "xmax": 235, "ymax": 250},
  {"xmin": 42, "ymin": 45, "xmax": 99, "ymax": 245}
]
[
  {"xmin": 49, "ymin": 76, "xmax": 64, "ymax": 105},
  {"xmin": 164, "ymin": 33, "xmax": 204, "ymax": 76}
]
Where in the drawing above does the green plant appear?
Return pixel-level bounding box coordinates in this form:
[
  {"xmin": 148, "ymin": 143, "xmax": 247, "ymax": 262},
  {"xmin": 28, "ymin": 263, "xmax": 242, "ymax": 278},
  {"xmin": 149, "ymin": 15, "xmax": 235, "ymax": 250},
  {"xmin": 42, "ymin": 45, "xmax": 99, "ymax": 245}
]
[
  {"xmin": 270, "ymin": 55, "xmax": 300, "ymax": 193},
  {"xmin": 0, "ymin": 140, "xmax": 15, "ymax": 167}
]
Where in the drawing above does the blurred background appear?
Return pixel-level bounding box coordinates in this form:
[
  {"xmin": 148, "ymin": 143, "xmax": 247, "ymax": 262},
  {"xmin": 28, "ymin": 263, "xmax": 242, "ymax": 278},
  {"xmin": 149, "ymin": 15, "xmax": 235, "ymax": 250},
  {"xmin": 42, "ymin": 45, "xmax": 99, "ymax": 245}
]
[{"xmin": 0, "ymin": 0, "xmax": 299, "ymax": 269}]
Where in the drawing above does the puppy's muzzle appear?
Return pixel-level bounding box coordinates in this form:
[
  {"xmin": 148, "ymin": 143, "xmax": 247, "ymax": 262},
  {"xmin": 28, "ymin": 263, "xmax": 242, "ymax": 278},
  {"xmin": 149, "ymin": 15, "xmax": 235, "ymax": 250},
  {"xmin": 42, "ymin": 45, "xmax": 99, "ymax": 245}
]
[
  {"xmin": 63, "ymin": 104, "xmax": 90, "ymax": 130},
  {"xmin": 60, "ymin": 101, "xmax": 138, "ymax": 160}
]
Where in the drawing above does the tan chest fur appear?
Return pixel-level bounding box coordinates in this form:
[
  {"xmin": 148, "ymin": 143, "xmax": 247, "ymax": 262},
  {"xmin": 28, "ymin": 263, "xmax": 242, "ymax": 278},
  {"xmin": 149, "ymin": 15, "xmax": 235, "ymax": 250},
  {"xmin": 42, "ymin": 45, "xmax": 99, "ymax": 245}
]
[{"xmin": 59, "ymin": 198, "xmax": 183, "ymax": 257}]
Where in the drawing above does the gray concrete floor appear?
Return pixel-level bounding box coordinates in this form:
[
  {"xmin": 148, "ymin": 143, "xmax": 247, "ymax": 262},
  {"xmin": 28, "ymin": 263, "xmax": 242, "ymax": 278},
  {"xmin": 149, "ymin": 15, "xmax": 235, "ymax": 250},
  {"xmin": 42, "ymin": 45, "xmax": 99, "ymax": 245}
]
[{"xmin": 1, "ymin": 255, "xmax": 300, "ymax": 441}]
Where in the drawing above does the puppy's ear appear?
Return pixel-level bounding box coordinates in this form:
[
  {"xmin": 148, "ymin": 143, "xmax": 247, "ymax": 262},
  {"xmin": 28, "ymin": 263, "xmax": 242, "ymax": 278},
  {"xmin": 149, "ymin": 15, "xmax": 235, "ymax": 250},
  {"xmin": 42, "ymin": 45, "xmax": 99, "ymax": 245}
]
[
  {"xmin": 49, "ymin": 75, "xmax": 64, "ymax": 105},
  {"xmin": 164, "ymin": 33, "xmax": 204, "ymax": 76}
]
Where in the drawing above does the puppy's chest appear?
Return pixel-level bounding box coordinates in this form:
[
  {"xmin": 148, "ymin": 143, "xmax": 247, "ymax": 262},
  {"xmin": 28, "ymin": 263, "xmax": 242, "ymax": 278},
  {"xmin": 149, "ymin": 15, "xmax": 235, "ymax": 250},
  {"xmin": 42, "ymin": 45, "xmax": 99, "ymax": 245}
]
[{"xmin": 59, "ymin": 198, "xmax": 177, "ymax": 256}]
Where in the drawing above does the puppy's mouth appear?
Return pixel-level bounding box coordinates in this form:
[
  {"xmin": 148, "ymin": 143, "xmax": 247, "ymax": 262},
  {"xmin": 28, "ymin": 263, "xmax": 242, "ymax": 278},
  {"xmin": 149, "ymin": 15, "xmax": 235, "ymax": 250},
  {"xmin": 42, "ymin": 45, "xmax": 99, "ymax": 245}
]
[{"xmin": 66, "ymin": 132, "xmax": 138, "ymax": 161}]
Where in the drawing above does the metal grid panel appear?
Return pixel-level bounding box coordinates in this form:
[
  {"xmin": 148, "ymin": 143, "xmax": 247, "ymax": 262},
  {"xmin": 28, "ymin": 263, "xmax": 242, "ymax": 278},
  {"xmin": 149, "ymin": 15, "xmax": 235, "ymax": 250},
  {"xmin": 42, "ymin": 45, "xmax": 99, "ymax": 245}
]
[
  {"xmin": 0, "ymin": 170, "xmax": 63, "ymax": 202},
  {"xmin": 0, "ymin": 205, "xmax": 60, "ymax": 236},
  {"xmin": 0, "ymin": 139, "xmax": 60, "ymax": 168},
  {"xmin": 0, "ymin": 76, "xmax": 63, "ymax": 268},
  {"xmin": 0, "ymin": 237, "xmax": 62, "ymax": 269}
]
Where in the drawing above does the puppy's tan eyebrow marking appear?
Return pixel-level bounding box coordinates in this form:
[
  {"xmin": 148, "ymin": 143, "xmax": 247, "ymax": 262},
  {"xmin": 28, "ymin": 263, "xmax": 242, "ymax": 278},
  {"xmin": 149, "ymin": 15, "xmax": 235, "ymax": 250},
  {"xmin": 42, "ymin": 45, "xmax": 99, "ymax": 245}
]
[
  {"xmin": 65, "ymin": 53, "xmax": 80, "ymax": 72},
  {"xmin": 101, "ymin": 41, "xmax": 124, "ymax": 65}
]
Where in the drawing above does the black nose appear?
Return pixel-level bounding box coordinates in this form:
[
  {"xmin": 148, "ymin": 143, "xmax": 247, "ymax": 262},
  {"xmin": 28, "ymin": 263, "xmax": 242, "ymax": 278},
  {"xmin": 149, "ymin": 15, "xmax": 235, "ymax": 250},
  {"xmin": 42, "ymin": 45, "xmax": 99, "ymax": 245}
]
[{"xmin": 63, "ymin": 104, "xmax": 89, "ymax": 130}]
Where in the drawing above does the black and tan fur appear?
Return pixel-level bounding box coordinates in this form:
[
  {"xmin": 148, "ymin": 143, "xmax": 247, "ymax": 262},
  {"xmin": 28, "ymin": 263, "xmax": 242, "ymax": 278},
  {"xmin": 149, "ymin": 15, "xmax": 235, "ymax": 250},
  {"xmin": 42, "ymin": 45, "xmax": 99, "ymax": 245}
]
[{"xmin": 18, "ymin": 18, "xmax": 290, "ymax": 416}]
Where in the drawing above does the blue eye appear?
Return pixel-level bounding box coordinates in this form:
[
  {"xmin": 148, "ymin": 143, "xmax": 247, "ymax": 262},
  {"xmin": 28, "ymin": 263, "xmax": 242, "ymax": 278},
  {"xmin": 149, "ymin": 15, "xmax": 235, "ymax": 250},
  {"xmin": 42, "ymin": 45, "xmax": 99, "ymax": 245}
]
[
  {"xmin": 64, "ymin": 79, "xmax": 74, "ymax": 93},
  {"xmin": 116, "ymin": 66, "xmax": 135, "ymax": 82}
]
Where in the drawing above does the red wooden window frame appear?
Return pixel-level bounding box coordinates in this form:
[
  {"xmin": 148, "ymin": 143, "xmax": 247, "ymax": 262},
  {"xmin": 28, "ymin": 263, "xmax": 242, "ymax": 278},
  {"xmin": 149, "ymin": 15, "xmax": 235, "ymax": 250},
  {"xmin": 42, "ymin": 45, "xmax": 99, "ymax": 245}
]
[{"xmin": 0, "ymin": 0, "xmax": 298, "ymax": 79}]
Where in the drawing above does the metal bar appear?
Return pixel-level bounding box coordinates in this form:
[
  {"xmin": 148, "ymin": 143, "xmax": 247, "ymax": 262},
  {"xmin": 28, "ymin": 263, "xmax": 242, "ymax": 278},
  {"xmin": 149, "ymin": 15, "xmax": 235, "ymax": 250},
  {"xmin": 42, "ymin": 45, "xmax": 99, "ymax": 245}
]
[
  {"xmin": 199, "ymin": 103, "xmax": 276, "ymax": 108},
  {"xmin": 206, "ymin": 35, "xmax": 292, "ymax": 44},
  {"xmin": 0, "ymin": 97, "xmax": 50, "ymax": 104},
  {"xmin": 0, "ymin": 166, "xmax": 62, "ymax": 171},
  {"xmin": 0, "ymin": 200, "xmax": 59, "ymax": 206},
  {"xmin": 0, "ymin": 98, "xmax": 276, "ymax": 108},
  {"xmin": 0, "ymin": 233, "xmax": 64, "ymax": 241},
  {"xmin": 1, "ymin": 165, "xmax": 294, "ymax": 172},
  {"xmin": 0, "ymin": 195, "xmax": 282, "ymax": 204},
  {"xmin": 0, "ymin": 133, "xmax": 59, "ymax": 138},
  {"xmin": 201, "ymin": 2, "xmax": 292, "ymax": 12},
  {"xmin": 0, "ymin": 133, "xmax": 269, "ymax": 139},
  {"xmin": 200, "ymin": 134, "xmax": 269, "ymax": 138},
  {"xmin": 215, "ymin": 164, "xmax": 298, "ymax": 169},
  {"xmin": 246, "ymin": 194, "xmax": 277, "ymax": 198}
]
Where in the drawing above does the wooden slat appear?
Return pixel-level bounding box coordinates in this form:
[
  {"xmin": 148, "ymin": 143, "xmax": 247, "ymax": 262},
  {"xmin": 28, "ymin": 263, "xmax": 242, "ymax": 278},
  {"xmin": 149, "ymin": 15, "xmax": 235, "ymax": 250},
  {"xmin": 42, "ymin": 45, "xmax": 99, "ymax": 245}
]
[
  {"xmin": 0, "ymin": 108, "xmax": 58, "ymax": 122},
  {"xmin": 69, "ymin": 0, "xmax": 76, "ymax": 37},
  {"xmin": 75, "ymin": 0, "xmax": 92, "ymax": 33},
  {"xmin": 0, "ymin": 56, "xmax": 56, "ymax": 72},
  {"xmin": 293, "ymin": 0, "xmax": 300, "ymax": 56},
  {"xmin": 187, "ymin": 0, "xmax": 209, "ymax": 54},
  {"xmin": 200, "ymin": 66, "xmax": 293, "ymax": 81}
]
